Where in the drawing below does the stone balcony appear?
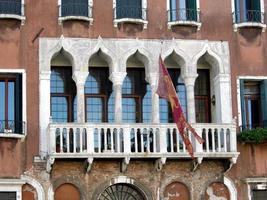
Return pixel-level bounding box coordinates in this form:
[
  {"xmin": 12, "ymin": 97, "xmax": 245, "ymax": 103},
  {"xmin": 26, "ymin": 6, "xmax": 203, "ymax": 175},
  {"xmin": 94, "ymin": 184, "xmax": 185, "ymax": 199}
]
[{"xmin": 46, "ymin": 122, "xmax": 239, "ymax": 172}]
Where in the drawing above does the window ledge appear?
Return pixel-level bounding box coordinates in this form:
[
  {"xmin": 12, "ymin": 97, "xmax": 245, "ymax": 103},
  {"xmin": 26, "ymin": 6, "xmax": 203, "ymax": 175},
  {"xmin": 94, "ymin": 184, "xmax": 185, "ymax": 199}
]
[
  {"xmin": 113, "ymin": 18, "xmax": 148, "ymax": 29},
  {"xmin": 58, "ymin": 16, "xmax": 93, "ymax": 25},
  {"xmin": 168, "ymin": 21, "xmax": 201, "ymax": 30},
  {"xmin": 0, "ymin": 133, "xmax": 25, "ymax": 139},
  {"xmin": 233, "ymin": 22, "xmax": 266, "ymax": 32},
  {"xmin": 0, "ymin": 14, "xmax": 25, "ymax": 25}
]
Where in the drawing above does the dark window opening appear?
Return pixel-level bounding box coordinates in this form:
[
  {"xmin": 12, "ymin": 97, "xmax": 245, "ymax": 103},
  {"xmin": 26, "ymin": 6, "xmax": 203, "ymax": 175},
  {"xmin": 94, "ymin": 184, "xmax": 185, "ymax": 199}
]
[
  {"xmin": 50, "ymin": 67, "xmax": 77, "ymax": 123},
  {"xmin": 252, "ymin": 190, "xmax": 267, "ymax": 200},
  {"xmin": 0, "ymin": 73, "xmax": 23, "ymax": 134},
  {"xmin": 61, "ymin": 0, "xmax": 89, "ymax": 17},
  {"xmin": 116, "ymin": 0, "xmax": 143, "ymax": 19},
  {"xmin": 0, "ymin": 0, "xmax": 21, "ymax": 15},
  {"xmin": 195, "ymin": 69, "xmax": 211, "ymax": 123},
  {"xmin": 160, "ymin": 68, "xmax": 187, "ymax": 123},
  {"xmin": 0, "ymin": 192, "xmax": 16, "ymax": 200}
]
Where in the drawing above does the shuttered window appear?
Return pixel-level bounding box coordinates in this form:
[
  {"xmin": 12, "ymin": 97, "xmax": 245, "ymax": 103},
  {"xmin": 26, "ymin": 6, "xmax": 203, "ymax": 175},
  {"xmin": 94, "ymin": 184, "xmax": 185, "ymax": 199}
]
[
  {"xmin": 235, "ymin": 0, "xmax": 262, "ymax": 23},
  {"xmin": 252, "ymin": 190, "xmax": 267, "ymax": 200},
  {"xmin": 116, "ymin": 0, "xmax": 142, "ymax": 19},
  {"xmin": 169, "ymin": 0, "xmax": 197, "ymax": 21},
  {"xmin": 0, "ymin": 0, "xmax": 21, "ymax": 15},
  {"xmin": 240, "ymin": 80, "xmax": 267, "ymax": 130},
  {"xmin": 61, "ymin": 0, "xmax": 88, "ymax": 17}
]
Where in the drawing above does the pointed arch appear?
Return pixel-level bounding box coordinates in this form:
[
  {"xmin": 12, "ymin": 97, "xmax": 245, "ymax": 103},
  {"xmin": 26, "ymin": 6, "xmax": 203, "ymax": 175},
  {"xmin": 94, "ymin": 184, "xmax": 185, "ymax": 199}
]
[
  {"xmin": 122, "ymin": 47, "xmax": 152, "ymax": 75},
  {"xmin": 87, "ymin": 43, "xmax": 117, "ymax": 73},
  {"xmin": 192, "ymin": 44, "xmax": 224, "ymax": 75},
  {"xmin": 162, "ymin": 48, "xmax": 189, "ymax": 75}
]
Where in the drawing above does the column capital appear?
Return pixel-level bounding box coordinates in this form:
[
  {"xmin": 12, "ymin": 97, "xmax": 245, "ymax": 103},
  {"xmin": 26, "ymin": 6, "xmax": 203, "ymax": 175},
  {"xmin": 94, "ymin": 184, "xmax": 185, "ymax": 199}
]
[
  {"xmin": 72, "ymin": 71, "xmax": 89, "ymax": 86},
  {"xmin": 182, "ymin": 73, "xmax": 198, "ymax": 86},
  {"xmin": 39, "ymin": 71, "xmax": 51, "ymax": 80},
  {"xmin": 146, "ymin": 72, "xmax": 159, "ymax": 89},
  {"xmin": 109, "ymin": 72, "xmax": 127, "ymax": 86}
]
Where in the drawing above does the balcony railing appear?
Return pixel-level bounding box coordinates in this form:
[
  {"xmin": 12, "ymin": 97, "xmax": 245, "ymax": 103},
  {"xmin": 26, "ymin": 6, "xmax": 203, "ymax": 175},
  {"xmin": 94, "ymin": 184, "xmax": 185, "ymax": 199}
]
[
  {"xmin": 0, "ymin": 1, "xmax": 22, "ymax": 15},
  {"xmin": 233, "ymin": 10, "xmax": 265, "ymax": 24},
  {"xmin": 167, "ymin": 9, "xmax": 200, "ymax": 23},
  {"xmin": 0, "ymin": 120, "xmax": 25, "ymax": 135},
  {"xmin": 114, "ymin": 6, "xmax": 147, "ymax": 20},
  {"xmin": 48, "ymin": 123, "xmax": 237, "ymax": 159},
  {"xmin": 60, "ymin": 2, "xmax": 92, "ymax": 18}
]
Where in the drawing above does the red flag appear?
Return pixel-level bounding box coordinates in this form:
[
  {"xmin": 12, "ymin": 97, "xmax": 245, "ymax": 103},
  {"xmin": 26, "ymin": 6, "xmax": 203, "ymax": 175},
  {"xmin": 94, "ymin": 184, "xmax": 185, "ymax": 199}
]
[{"xmin": 157, "ymin": 56, "xmax": 204, "ymax": 158}]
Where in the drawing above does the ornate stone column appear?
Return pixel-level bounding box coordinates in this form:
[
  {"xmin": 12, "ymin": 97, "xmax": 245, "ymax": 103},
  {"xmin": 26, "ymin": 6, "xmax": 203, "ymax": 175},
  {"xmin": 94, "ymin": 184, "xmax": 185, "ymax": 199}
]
[
  {"xmin": 109, "ymin": 72, "xmax": 127, "ymax": 123},
  {"xmin": 147, "ymin": 72, "xmax": 160, "ymax": 124},
  {"xmin": 183, "ymin": 74, "xmax": 198, "ymax": 123},
  {"xmin": 72, "ymin": 71, "xmax": 89, "ymax": 123}
]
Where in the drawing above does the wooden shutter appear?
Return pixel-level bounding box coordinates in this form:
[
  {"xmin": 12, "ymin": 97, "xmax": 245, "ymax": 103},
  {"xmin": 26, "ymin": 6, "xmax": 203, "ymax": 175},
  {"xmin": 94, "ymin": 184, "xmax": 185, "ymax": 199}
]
[
  {"xmin": 240, "ymin": 79, "xmax": 246, "ymax": 130},
  {"xmin": 235, "ymin": 0, "xmax": 241, "ymax": 23},
  {"xmin": 15, "ymin": 74, "xmax": 22, "ymax": 133},
  {"xmin": 186, "ymin": 0, "xmax": 197, "ymax": 21},
  {"xmin": 260, "ymin": 80, "xmax": 267, "ymax": 128}
]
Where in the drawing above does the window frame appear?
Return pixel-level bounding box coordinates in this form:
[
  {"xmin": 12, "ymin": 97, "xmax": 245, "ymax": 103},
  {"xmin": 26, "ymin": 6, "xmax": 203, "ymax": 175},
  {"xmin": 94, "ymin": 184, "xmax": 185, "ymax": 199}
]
[
  {"xmin": 232, "ymin": 0, "xmax": 266, "ymax": 32},
  {"xmin": 50, "ymin": 67, "xmax": 77, "ymax": 123},
  {"xmin": 58, "ymin": 0, "xmax": 93, "ymax": 25},
  {"xmin": 113, "ymin": 0, "xmax": 148, "ymax": 29},
  {"xmin": 237, "ymin": 76, "xmax": 267, "ymax": 130},
  {"xmin": 166, "ymin": 0, "xmax": 201, "ymax": 30},
  {"xmin": 0, "ymin": 69, "xmax": 26, "ymax": 138},
  {"xmin": 0, "ymin": 179, "xmax": 25, "ymax": 200}
]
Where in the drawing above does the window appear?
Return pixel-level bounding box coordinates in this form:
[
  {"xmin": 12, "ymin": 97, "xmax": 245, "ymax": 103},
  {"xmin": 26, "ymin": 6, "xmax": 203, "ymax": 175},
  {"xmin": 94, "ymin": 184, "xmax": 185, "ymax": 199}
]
[
  {"xmin": 252, "ymin": 190, "xmax": 267, "ymax": 200},
  {"xmin": 168, "ymin": 0, "xmax": 198, "ymax": 22},
  {"xmin": 0, "ymin": 192, "xmax": 16, "ymax": 200},
  {"xmin": 50, "ymin": 67, "xmax": 76, "ymax": 122},
  {"xmin": 0, "ymin": 0, "xmax": 22, "ymax": 15},
  {"xmin": 0, "ymin": 74, "xmax": 23, "ymax": 134},
  {"xmin": 84, "ymin": 67, "xmax": 113, "ymax": 123},
  {"xmin": 234, "ymin": 0, "xmax": 263, "ymax": 23},
  {"xmin": 60, "ymin": 0, "xmax": 93, "ymax": 19},
  {"xmin": 160, "ymin": 68, "xmax": 187, "ymax": 123},
  {"xmin": 240, "ymin": 80, "xmax": 267, "ymax": 130},
  {"xmin": 122, "ymin": 68, "xmax": 150, "ymax": 123},
  {"xmin": 116, "ymin": 0, "xmax": 143, "ymax": 19},
  {"xmin": 195, "ymin": 69, "xmax": 211, "ymax": 123}
]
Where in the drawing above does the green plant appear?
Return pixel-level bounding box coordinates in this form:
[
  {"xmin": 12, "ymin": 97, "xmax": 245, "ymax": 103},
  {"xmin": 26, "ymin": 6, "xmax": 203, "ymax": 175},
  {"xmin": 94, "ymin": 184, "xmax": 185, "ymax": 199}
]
[{"xmin": 239, "ymin": 128, "xmax": 267, "ymax": 143}]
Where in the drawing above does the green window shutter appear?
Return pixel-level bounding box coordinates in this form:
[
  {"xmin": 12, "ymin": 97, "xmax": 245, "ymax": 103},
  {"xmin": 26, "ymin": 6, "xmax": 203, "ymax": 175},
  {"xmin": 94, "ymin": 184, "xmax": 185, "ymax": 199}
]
[
  {"xmin": 240, "ymin": 79, "xmax": 246, "ymax": 130},
  {"xmin": 186, "ymin": 0, "xmax": 197, "ymax": 21},
  {"xmin": 260, "ymin": 80, "xmax": 267, "ymax": 128},
  {"xmin": 15, "ymin": 74, "xmax": 23, "ymax": 133},
  {"xmin": 252, "ymin": 0, "xmax": 261, "ymax": 11}
]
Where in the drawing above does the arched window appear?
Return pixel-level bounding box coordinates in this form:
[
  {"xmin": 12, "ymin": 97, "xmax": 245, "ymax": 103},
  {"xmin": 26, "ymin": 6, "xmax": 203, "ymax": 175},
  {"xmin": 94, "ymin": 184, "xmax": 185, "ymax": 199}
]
[
  {"xmin": 98, "ymin": 183, "xmax": 146, "ymax": 200},
  {"xmin": 85, "ymin": 67, "xmax": 112, "ymax": 122},
  {"xmin": 160, "ymin": 68, "xmax": 187, "ymax": 123},
  {"xmin": 122, "ymin": 68, "xmax": 150, "ymax": 123},
  {"xmin": 50, "ymin": 67, "xmax": 76, "ymax": 122},
  {"xmin": 194, "ymin": 69, "xmax": 211, "ymax": 123}
]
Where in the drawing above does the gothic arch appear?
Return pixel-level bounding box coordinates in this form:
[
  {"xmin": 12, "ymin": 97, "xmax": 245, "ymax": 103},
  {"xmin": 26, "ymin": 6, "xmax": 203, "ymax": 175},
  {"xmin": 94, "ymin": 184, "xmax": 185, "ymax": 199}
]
[
  {"xmin": 192, "ymin": 44, "xmax": 224, "ymax": 75},
  {"xmin": 122, "ymin": 47, "xmax": 152, "ymax": 74}
]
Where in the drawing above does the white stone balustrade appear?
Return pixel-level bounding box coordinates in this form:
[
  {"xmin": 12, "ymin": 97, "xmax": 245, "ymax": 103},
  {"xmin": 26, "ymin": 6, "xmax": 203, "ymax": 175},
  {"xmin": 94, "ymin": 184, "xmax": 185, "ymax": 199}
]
[{"xmin": 48, "ymin": 123, "xmax": 238, "ymax": 160}]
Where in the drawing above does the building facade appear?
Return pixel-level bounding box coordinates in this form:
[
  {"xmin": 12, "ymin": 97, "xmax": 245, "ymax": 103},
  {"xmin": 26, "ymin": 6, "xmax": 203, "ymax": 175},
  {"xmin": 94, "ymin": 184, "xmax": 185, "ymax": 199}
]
[{"xmin": 0, "ymin": 0, "xmax": 266, "ymax": 199}]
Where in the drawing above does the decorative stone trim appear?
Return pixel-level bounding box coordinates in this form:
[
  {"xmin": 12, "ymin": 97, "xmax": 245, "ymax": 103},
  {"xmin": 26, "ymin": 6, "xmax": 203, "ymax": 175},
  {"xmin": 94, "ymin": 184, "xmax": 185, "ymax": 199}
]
[
  {"xmin": 0, "ymin": 14, "xmax": 26, "ymax": 25},
  {"xmin": 113, "ymin": 18, "xmax": 148, "ymax": 29},
  {"xmin": 21, "ymin": 176, "xmax": 45, "ymax": 200},
  {"xmin": 244, "ymin": 177, "xmax": 267, "ymax": 200},
  {"xmin": 233, "ymin": 22, "xmax": 266, "ymax": 32},
  {"xmin": 167, "ymin": 21, "xmax": 201, "ymax": 30}
]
